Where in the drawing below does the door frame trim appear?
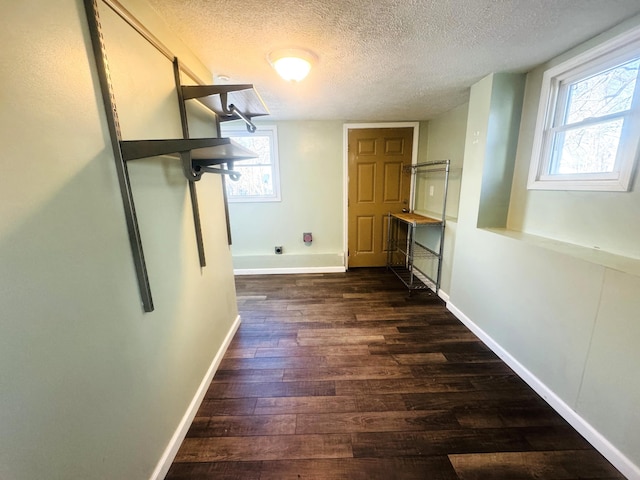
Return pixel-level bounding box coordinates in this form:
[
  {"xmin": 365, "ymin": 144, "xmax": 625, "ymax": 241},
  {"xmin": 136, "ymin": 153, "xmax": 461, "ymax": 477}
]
[{"xmin": 343, "ymin": 122, "xmax": 420, "ymax": 269}]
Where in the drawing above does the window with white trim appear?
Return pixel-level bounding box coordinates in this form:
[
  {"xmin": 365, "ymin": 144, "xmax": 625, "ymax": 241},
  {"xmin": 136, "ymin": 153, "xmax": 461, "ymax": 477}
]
[
  {"xmin": 528, "ymin": 27, "xmax": 640, "ymax": 191},
  {"xmin": 222, "ymin": 125, "xmax": 281, "ymax": 202}
]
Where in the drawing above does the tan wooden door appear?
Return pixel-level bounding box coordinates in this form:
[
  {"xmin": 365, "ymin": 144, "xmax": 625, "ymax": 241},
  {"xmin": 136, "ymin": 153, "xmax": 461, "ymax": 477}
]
[{"xmin": 348, "ymin": 127, "xmax": 413, "ymax": 267}]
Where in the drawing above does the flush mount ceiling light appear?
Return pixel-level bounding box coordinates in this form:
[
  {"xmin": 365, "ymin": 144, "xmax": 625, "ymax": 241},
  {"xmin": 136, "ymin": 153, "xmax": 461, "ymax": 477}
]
[{"xmin": 268, "ymin": 48, "xmax": 317, "ymax": 82}]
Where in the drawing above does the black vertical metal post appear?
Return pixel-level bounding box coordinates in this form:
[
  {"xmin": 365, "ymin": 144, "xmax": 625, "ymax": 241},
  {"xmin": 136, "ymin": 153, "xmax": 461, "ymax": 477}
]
[
  {"xmin": 173, "ymin": 58, "xmax": 207, "ymax": 267},
  {"xmin": 84, "ymin": 0, "xmax": 154, "ymax": 312}
]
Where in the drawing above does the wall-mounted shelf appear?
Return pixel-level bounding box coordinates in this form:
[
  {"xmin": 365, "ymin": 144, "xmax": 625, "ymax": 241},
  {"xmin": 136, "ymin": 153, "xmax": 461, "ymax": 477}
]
[
  {"xmin": 120, "ymin": 137, "xmax": 256, "ymax": 180},
  {"xmin": 189, "ymin": 140, "xmax": 257, "ymax": 164},
  {"xmin": 182, "ymin": 84, "xmax": 269, "ymax": 132},
  {"xmin": 120, "ymin": 138, "xmax": 246, "ymax": 161},
  {"xmin": 84, "ymin": 0, "xmax": 266, "ymax": 312}
]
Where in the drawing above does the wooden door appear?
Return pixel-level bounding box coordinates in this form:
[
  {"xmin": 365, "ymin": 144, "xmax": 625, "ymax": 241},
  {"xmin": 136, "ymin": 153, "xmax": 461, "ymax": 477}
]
[{"xmin": 348, "ymin": 127, "xmax": 413, "ymax": 267}]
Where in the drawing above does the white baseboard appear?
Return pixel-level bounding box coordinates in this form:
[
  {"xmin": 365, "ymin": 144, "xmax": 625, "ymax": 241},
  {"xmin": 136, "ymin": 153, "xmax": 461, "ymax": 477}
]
[
  {"xmin": 446, "ymin": 301, "xmax": 640, "ymax": 480},
  {"xmin": 150, "ymin": 314, "xmax": 242, "ymax": 480},
  {"xmin": 234, "ymin": 266, "xmax": 346, "ymax": 275},
  {"xmin": 438, "ymin": 289, "xmax": 449, "ymax": 303}
]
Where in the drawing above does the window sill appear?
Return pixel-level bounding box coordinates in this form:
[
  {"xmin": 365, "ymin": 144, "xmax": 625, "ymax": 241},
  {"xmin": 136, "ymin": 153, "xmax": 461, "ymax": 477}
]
[
  {"xmin": 484, "ymin": 228, "xmax": 640, "ymax": 277},
  {"xmin": 527, "ymin": 176, "xmax": 632, "ymax": 192}
]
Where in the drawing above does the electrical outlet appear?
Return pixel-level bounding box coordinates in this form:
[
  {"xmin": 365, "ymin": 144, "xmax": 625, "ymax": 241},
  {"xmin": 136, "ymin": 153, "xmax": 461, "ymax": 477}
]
[{"xmin": 274, "ymin": 246, "xmax": 283, "ymax": 254}]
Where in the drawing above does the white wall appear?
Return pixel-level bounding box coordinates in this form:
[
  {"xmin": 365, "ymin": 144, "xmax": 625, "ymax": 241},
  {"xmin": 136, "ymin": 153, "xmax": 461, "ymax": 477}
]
[
  {"xmin": 448, "ymin": 21, "xmax": 640, "ymax": 477},
  {"xmin": 229, "ymin": 120, "xmax": 345, "ymax": 271},
  {"xmin": 0, "ymin": 1, "xmax": 238, "ymax": 478}
]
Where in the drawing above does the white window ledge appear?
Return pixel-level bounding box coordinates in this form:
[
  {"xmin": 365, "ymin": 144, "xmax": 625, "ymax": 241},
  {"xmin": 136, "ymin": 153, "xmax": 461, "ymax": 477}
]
[{"xmin": 483, "ymin": 228, "xmax": 640, "ymax": 277}]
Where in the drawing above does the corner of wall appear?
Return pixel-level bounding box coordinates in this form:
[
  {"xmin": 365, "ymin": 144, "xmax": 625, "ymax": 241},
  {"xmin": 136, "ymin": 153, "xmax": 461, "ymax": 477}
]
[{"xmin": 476, "ymin": 73, "xmax": 526, "ymax": 229}]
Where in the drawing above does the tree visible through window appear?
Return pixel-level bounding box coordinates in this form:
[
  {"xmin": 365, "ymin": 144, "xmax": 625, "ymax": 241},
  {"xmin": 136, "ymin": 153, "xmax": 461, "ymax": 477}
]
[
  {"xmin": 222, "ymin": 125, "xmax": 281, "ymax": 202},
  {"xmin": 551, "ymin": 58, "xmax": 639, "ymax": 174},
  {"xmin": 529, "ymin": 27, "xmax": 640, "ymax": 191}
]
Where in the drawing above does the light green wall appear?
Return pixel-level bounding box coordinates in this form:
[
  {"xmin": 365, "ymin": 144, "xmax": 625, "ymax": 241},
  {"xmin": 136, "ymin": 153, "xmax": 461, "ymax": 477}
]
[
  {"xmin": 6, "ymin": 2, "xmax": 638, "ymax": 478},
  {"xmin": 414, "ymin": 103, "xmax": 468, "ymax": 295},
  {"xmin": 415, "ymin": 103, "xmax": 468, "ymax": 221},
  {"xmin": 229, "ymin": 120, "xmax": 345, "ymax": 270},
  {"xmin": 577, "ymin": 269, "xmax": 640, "ymax": 459},
  {"xmin": 229, "ymin": 117, "xmax": 468, "ymax": 276},
  {"xmin": 477, "ymin": 73, "xmax": 525, "ymax": 228},
  {"xmin": 0, "ymin": 1, "xmax": 238, "ymax": 479},
  {"xmin": 508, "ymin": 21, "xmax": 640, "ymax": 259},
  {"xmin": 449, "ymin": 35, "xmax": 640, "ymax": 475}
]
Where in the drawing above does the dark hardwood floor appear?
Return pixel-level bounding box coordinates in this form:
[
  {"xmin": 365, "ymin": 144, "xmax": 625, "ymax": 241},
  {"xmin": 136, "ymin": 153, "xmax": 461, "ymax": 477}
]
[{"xmin": 166, "ymin": 268, "xmax": 625, "ymax": 479}]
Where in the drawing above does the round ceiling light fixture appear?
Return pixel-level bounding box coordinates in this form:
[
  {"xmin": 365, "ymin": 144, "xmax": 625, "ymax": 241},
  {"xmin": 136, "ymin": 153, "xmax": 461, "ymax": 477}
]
[{"xmin": 268, "ymin": 48, "xmax": 318, "ymax": 82}]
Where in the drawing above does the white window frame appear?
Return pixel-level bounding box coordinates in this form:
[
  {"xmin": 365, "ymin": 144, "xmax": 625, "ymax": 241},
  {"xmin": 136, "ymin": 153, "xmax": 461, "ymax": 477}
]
[
  {"xmin": 528, "ymin": 26, "xmax": 640, "ymax": 191},
  {"xmin": 222, "ymin": 124, "xmax": 281, "ymax": 202}
]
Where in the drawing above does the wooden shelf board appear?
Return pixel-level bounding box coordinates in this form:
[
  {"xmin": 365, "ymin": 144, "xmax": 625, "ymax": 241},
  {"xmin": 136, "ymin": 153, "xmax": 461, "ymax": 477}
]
[
  {"xmin": 391, "ymin": 212, "xmax": 442, "ymax": 226},
  {"xmin": 120, "ymin": 138, "xmax": 257, "ymax": 165},
  {"xmin": 191, "ymin": 141, "xmax": 258, "ymax": 166},
  {"xmin": 120, "ymin": 138, "xmax": 230, "ymax": 161},
  {"xmin": 181, "ymin": 84, "xmax": 269, "ymax": 121}
]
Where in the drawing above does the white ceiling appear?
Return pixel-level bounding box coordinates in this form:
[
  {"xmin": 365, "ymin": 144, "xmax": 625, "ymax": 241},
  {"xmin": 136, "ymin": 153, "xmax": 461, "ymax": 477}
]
[{"xmin": 145, "ymin": 0, "xmax": 640, "ymax": 121}]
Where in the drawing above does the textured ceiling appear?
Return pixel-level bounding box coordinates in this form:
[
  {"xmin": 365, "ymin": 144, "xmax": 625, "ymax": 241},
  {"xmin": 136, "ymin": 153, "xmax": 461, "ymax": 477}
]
[{"xmin": 145, "ymin": 0, "xmax": 640, "ymax": 121}]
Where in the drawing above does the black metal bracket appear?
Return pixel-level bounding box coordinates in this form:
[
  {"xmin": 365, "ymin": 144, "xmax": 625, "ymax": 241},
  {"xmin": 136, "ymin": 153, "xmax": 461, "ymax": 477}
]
[
  {"xmin": 198, "ymin": 164, "xmax": 241, "ymax": 181},
  {"xmin": 220, "ymin": 92, "xmax": 257, "ymax": 132}
]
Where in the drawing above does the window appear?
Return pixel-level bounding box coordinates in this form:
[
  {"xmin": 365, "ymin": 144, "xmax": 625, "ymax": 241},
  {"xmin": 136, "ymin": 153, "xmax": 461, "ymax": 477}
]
[
  {"xmin": 528, "ymin": 27, "xmax": 640, "ymax": 191},
  {"xmin": 222, "ymin": 125, "xmax": 281, "ymax": 202}
]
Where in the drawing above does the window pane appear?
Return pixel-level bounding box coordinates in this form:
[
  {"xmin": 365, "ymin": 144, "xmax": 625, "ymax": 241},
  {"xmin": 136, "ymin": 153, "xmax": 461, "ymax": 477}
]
[
  {"xmin": 226, "ymin": 165, "xmax": 274, "ymax": 197},
  {"xmin": 564, "ymin": 57, "xmax": 640, "ymax": 124},
  {"xmin": 229, "ymin": 135, "xmax": 272, "ymax": 165},
  {"xmin": 550, "ymin": 118, "xmax": 623, "ymax": 174},
  {"xmin": 222, "ymin": 126, "xmax": 280, "ymax": 201}
]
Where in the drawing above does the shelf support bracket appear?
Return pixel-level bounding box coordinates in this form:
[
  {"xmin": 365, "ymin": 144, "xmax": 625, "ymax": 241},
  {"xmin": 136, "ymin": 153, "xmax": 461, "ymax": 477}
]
[
  {"xmin": 179, "ymin": 151, "xmax": 204, "ymax": 182},
  {"xmin": 198, "ymin": 164, "xmax": 241, "ymax": 181},
  {"xmin": 220, "ymin": 92, "xmax": 257, "ymax": 132}
]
